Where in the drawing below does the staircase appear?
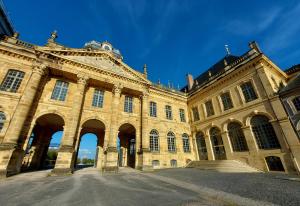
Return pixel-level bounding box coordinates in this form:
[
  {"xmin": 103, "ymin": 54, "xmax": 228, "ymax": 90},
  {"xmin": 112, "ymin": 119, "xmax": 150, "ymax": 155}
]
[{"xmin": 186, "ymin": 160, "xmax": 262, "ymax": 173}]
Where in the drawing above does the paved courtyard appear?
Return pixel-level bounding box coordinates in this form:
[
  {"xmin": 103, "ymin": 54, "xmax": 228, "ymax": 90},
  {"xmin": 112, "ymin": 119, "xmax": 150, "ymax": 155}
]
[{"xmin": 0, "ymin": 168, "xmax": 299, "ymax": 206}]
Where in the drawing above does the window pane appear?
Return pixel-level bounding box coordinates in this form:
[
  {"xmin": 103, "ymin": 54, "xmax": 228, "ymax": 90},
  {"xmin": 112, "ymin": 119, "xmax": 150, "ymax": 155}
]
[
  {"xmin": 221, "ymin": 92, "xmax": 233, "ymax": 110},
  {"xmin": 182, "ymin": 134, "xmax": 190, "ymax": 152},
  {"xmin": 251, "ymin": 115, "xmax": 280, "ymax": 149},
  {"xmin": 228, "ymin": 122, "xmax": 248, "ymax": 151},
  {"xmin": 0, "ymin": 70, "xmax": 25, "ymax": 93},
  {"xmin": 150, "ymin": 102, "xmax": 157, "ymax": 117},
  {"xmin": 165, "ymin": 105, "xmax": 172, "ymax": 120},
  {"xmin": 179, "ymin": 109, "xmax": 186, "ymax": 122},
  {"xmin": 51, "ymin": 80, "xmax": 69, "ymax": 101},
  {"xmin": 196, "ymin": 132, "xmax": 208, "ymax": 160},
  {"xmin": 192, "ymin": 107, "xmax": 200, "ymax": 121},
  {"xmin": 92, "ymin": 89, "xmax": 104, "ymax": 108},
  {"xmin": 205, "ymin": 100, "xmax": 214, "ymax": 117},
  {"xmin": 150, "ymin": 130, "xmax": 159, "ymax": 152},
  {"xmin": 167, "ymin": 132, "xmax": 176, "ymax": 152},
  {"xmin": 124, "ymin": 96, "xmax": 133, "ymax": 113},
  {"xmin": 241, "ymin": 82, "xmax": 257, "ymax": 102},
  {"xmin": 292, "ymin": 96, "xmax": 300, "ymax": 111}
]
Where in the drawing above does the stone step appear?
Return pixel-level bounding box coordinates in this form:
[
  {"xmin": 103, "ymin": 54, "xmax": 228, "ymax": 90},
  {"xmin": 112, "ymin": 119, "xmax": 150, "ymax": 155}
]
[{"xmin": 186, "ymin": 160, "xmax": 261, "ymax": 173}]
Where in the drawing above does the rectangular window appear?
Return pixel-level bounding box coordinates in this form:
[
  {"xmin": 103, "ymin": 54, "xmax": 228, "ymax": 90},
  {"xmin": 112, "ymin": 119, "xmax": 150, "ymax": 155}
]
[
  {"xmin": 192, "ymin": 107, "xmax": 200, "ymax": 121},
  {"xmin": 179, "ymin": 109, "xmax": 186, "ymax": 122},
  {"xmin": 51, "ymin": 80, "xmax": 69, "ymax": 101},
  {"xmin": 183, "ymin": 137, "xmax": 190, "ymax": 153},
  {"xmin": 149, "ymin": 101, "xmax": 157, "ymax": 117},
  {"xmin": 205, "ymin": 100, "xmax": 214, "ymax": 117},
  {"xmin": 165, "ymin": 105, "xmax": 172, "ymax": 120},
  {"xmin": 92, "ymin": 89, "xmax": 104, "ymax": 108},
  {"xmin": 0, "ymin": 70, "xmax": 25, "ymax": 92},
  {"xmin": 124, "ymin": 96, "xmax": 133, "ymax": 113},
  {"xmin": 221, "ymin": 92, "xmax": 233, "ymax": 111},
  {"xmin": 241, "ymin": 81, "xmax": 257, "ymax": 102}
]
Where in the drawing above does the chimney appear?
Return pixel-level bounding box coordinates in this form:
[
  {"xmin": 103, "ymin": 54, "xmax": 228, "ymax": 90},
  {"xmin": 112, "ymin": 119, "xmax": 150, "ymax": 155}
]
[
  {"xmin": 186, "ymin": 74, "xmax": 194, "ymax": 90},
  {"xmin": 249, "ymin": 41, "xmax": 262, "ymax": 53}
]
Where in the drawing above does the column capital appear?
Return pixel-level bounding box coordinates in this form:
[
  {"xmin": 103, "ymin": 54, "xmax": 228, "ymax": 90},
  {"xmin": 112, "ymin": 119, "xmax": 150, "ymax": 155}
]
[
  {"xmin": 77, "ymin": 73, "xmax": 89, "ymax": 85},
  {"xmin": 112, "ymin": 83, "xmax": 123, "ymax": 95},
  {"xmin": 32, "ymin": 62, "xmax": 48, "ymax": 76}
]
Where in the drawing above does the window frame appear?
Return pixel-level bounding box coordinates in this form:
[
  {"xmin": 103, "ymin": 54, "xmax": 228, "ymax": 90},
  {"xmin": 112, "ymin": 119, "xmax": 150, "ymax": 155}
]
[
  {"xmin": 167, "ymin": 132, "xmax": 176, "ymax": 152},
  {"xmin": 227, "ymin": 122, "xmax": 248, "ymax": 152},
  {"xmin": 51, "ymin": 80, "xmax": 69, "ymax": 101},
  {"xmin": 220, "ymin": 92, "xmax": 233, "ymax": 111},
  {"xmin": 292, "ymin": 96, "xmax": 300, "ymax": 112},
  {"xmin": 192, "ymin": 107, "xmax": 200, "ymax": 121},
  {"xmin": 240, "ymin": 81, "xmax": 258, "ymax": 103},
  {"xmin": 0, "ymin": 111, "xmax": 6, "ymax": 132},
  {"xmin": 205, "ymin": 100, "xmax": 215, "ymax": 117},
  {"xmin": 165, "ymin": 105, "xmax": 173, "ymax": 120},
  {"xmin": 179, "ymin": 108, "xmax": 186, "ymax": 122},
  {"xmin": 0, "ymin": 69, "xmax": 25, "ymax": 93},
  {"xmin": 182, "ymin": 133, "xmax": 190, "ymax": 153},
  {"xmin": 124, "ymin": 95, "xmax": 133, "ymax": 113},
  {"xmin": 149, "ymin": 130, "xmax": 159, "ymax": 152},
  {"xmin": 149, "ymin": 101, "xmax": 157, "ymax": 117},
  {"xmin": 92, "ymin": 89, "xmax": 104, "ymax": 108}
]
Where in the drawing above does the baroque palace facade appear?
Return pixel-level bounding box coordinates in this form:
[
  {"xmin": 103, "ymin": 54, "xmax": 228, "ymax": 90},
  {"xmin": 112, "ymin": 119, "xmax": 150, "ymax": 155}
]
[{"xmin": 0, "ymin": 32, "xmax": 299, "ymax": 177}]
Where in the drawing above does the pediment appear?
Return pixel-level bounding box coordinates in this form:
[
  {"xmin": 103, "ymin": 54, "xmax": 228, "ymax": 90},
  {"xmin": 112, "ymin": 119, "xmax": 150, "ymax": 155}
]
[{"xmin": 51, "ymin": 51, "xmax": 149, "ymax": 83}]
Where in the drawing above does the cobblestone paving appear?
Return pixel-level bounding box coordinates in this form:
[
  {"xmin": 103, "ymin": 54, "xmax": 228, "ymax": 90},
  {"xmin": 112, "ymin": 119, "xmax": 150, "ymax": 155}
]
[{"xmin": 0, "ymin": 168, "xmax": 299, "ymax": 206}]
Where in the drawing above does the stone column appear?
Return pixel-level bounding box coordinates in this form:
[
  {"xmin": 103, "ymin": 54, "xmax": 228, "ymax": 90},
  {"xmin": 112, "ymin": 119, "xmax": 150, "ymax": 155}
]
[
  {"xmin": 52, "ymin": 74, "xmax": 88, "ymax": 175},
  {"xmin": 140, "ymin": 91, "xmax": 152, "ymax": 170},
  {"xmin": 0, "ymin": 62, "xmax": 48, "ymax": 177},
  {"xmin": 221, "ymin": 131, "xmax": 233, "ymax": 159},
  {"xmin": 103, "ymin": 84, "xmax": 122, "ymax": 172},
  {"xmin": 205, "ymin": 135, "xmax": 214, "ymax": 160},
  {"xmin": 191, "ymin": 131, "xmax": 199, "ymax": 161}
]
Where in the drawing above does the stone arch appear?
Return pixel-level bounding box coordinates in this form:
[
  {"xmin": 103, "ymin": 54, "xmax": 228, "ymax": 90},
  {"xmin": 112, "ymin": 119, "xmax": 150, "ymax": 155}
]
[
  {"xmin": 80, "ymin": 115, "xmax": 108, "ymax": 131},
  {"xmin": 209, "ymin": 126, "xmax": 227, "ymax": 160},
  {"xmin": 118, "ymin": 123, "xmax": 136, "ymax": 168},
  {"xmin": 21, "ymin": 113, "xmax": 65, "ymax": 171},
  {"xmin": 33, "ymin": 110, "xmax": 67, "ymax": 126},
  {"xmin": 222, "ymin": 118, "xmax": 244, "ymax": 132},
  {"xmin": 245, "ymin": 111, "xmax": 274, "ymax": 127}
]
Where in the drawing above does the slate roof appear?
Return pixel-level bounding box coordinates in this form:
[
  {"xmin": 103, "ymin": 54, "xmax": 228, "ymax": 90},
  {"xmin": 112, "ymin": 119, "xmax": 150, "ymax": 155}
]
[
  {"xmin": 279, "ymin": 73, "xmax": 300, "ymax": 94},
  {"xmin": 181, "ymin": 54, "xmax": 240, "ymax": 92}
]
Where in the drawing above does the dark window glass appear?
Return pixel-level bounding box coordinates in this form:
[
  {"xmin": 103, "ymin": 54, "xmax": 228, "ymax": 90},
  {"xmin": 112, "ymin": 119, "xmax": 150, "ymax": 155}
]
[
  {"xmin": 221, "ymin": 92, "xmax": 233, "ymax": 110},
  {"xmin": 228, "ymin": 122, "xmax": 248, "ymax": 151},
  {"xmin": 241, "ymin": 81, "xmax": 257, "ymax": 102},
  {"xmin": 192, "ymin": 107, "xmax": 200, "ymax": 121},
  {"xmin": 51, "ymin": 80, "xmax": 69, "ymax": 101},
  {"xmin": 205, "ymin": 100, "xmax": 214, "ymax": 117},
  {"xmin": 0, "ymin": 70, "xmax": 25, "ymax": 92}
]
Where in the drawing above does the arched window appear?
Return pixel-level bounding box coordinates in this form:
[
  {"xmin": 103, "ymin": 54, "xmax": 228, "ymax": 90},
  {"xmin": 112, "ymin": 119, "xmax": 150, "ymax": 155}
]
[
  {"xmin": 196, "ymin": 132, "xmax": 208, "ymax": 160},
  {"xmin": 228, "ymin": 122, "xmax": 248, "ymax": 152},
  {"xmin": 0, "ymin": 112, "xmax": 6, "ymax": 132},
  {"xmin": 182, "ymin": 133, "xmax": 190, "ymax": 152},
  {"xmin": 152, "ymin": 160, "xmax": 160, "ymax": 168},
  {"xmin": 167, "ymin": 132, "xmax": 176, "ymax": 152},
  {"xmin": 265, "ymin": 156, "xmax": 285, "ymax": 171},
  {"xmin": 251, "ymin": 115, "xmax": 280, "ymax": 149},
  {"xmin": 149, "ymin": 130, "xmax": 159, "ymax": 152},
  {"xmin": 0, "ymin": 70, "xmax": 25, "ymax": 92},
  {"xmin": 170, "ymin": 159, "xmax": 177, "ymax": 167},
  {"xmin": 292, "ymin": 96, "xmax": 300, "ymax": 111},
  {"xmin": 210, "ymin": 127, "xmax": 226, "ymax": 160}
]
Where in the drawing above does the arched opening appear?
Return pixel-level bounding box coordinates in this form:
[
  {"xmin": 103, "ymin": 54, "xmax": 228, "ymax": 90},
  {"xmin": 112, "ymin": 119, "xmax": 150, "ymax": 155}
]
[
  {"xmin": 170, "ymin": 159, "xmax": 177, "ymax": 167},
  {"xmin": 75, "ymin": 119, "xmax": 105, "ymax": 169},
  {"xmin": 196, "ymin": 132, "xmax": 208, "ymax": 160},
  {"xmin": 210, "ymin": 127, "xmax": 226, "ymax": 160},
  {"xmin": 118, "ymin": 123, "xmax": 136, "ymax": 168},
  {"xmin": 152, "ymin": 160, "xmax": 160, "ymax": 169},
  {"xmin": 149, "ymin": 130, "xmax": 159, "ymax": 152},
  {"xmin": 227, "ymin": 122, "xmax": 248, "ymax": 152},
  {"xmin": 251, "ymin": 115, "xmax": 280, "ymax": 149},
  {"xmin": 265, "ymin": 156, "xmax": 285, "ymax": 172},
  {"xmin": 22, "ymin": 113, "xmax": 64, "ymax": 171}
]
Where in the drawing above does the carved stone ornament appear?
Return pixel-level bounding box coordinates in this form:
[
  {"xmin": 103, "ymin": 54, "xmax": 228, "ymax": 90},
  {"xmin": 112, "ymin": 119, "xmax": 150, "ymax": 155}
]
[
  {"xmin": 112, "ymin": 83, "xmax": 123, "ymax": 95},
  {"xmin": 77, "ymin": 73, "xmax": 89, "ymax": 85},
  {"xmin": 32, "ymin": 62, "xmax": 48, "ymax": 76}
]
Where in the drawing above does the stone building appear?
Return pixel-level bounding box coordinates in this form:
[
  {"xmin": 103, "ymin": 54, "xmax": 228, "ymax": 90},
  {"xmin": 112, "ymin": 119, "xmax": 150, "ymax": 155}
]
[{"xmin": 0, "ymin": 33, "xmax": 299, "ymax": 178}]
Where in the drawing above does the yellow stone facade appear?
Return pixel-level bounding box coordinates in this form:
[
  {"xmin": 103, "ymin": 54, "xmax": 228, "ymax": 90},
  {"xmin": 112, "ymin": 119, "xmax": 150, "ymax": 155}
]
[{"xmin": 0, "ymin": 34, "xmax": 299, "ymax": 177}]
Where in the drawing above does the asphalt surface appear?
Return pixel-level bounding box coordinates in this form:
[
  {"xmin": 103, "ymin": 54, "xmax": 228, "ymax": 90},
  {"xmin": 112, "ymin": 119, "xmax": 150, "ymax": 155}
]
[{"xmin": 0, "ymin": 167, "xmax": 299, "ymax": 206}]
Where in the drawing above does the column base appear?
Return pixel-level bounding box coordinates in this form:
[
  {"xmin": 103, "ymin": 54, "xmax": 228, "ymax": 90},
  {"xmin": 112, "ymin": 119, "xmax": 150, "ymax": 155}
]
[
  {"xmin": 51, "ymin": 168, "xmax": 73, "ymax": 176},
  {"xmin": 102, "ymin": 166, "xmax": 119, "ymax": 173}
]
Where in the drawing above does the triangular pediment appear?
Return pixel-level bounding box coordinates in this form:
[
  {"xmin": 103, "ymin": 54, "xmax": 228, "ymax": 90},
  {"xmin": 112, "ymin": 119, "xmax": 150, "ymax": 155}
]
[{"xmin": 39, "ymin": 47, "xmax": 150, "ymax": 84}]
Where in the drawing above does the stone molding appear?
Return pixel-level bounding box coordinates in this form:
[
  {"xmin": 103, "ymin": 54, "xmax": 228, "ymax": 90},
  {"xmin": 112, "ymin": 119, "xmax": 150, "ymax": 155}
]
[
  {"xmin": 0, "ymin": 143, "xmax": 18, "ymax": 151},
  {"xmin": 77, "ymin": 73, "xmax": 89, "ymax": 85},
  {"xmin": 32, "ymin": 62, "xmax": 48, "ymax": 76}
]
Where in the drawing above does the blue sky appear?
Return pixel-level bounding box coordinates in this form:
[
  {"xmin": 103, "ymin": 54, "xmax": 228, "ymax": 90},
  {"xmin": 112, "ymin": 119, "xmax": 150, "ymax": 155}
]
[{"xmin": 5, "ymin": 0, "xmax": 300, "ymax": 88}]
